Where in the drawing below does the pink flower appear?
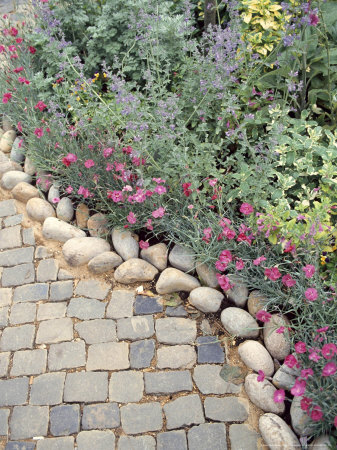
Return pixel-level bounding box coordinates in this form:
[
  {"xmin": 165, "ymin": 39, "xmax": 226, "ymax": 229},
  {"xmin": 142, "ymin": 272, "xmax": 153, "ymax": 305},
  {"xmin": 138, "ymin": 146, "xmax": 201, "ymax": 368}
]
[
  {"xmin": 276, "ymin": 326, "xmax": 285, "ymax": 334},
  {"xmin": 253, "ymin": 255, "xmax": 266, "ymax": 266},
  {"xmin": 152, "ymin": 207, "xmax": 165, "ymax": 218},
  {"xmin": 309, "ymin": 13, "xmax": 319, "ymax": 26},
  {"xmin": 52, "ymin": 197, "xmax": 60, "ymax": 204},
  {"xmin": 215, "ymin": 261, "xmax": 227, "ymax": 272},
  {"xmin": 65, "ymin": 186, "xmax": 73, "ymax": 194},
  {"xmin": 256, "ymin": 310, "xmax": 272, "ymax": 323},
  {"xmin": 300, "ymin": 397, "xmax": 312, "ymax": 411},
  {"xmin": 308, "ymin": 351, "xmax": 320, "ymax": 362},
  {"xmin": 18, "ymin": 77, "xmax": 30, "ymax": 84},
  {"xmin": 145, "ymin": 218, "xmax": 153, "ymax": 231},
  {"xmin": 66, "ymin": 153, "xmax": 77, "ymax": 163},
  {"xmin": 13, "ymin": 66, "xmax": 24, "ymax": 73},
  {"xmin": 334, "ymin": 416, "xmax": 337, "ymax": 428},
  {"xmin": 216, "ymin": 273, "xmax": 233, "ymax": 291},
  {"xmin": 284, "ymin": 354, "xmax": 299, "ymax": 369},
  {"xmin": 28, "ymin": 46, "xmax": 36, "ymax": 54},
  {"xmin": 316, "ymin": 326, "xmax": 329, "ymax": 333},
  {"xmin": 291, "ymin": 379, "xmax": 306, "ymax": 397},
  {"xmin": 236, "ymin": 259, "xmax": 245, "ymax": 270},
  {"xmin": 240, "ymin": 202, "xmax": 254, "ymax": 215},
  {"xmin": 187, "ymin": 204, "xmax": 194, "ymax": 210},
  {"xmin": 152, "ymin": 177, "xmax": 165, "ymax": 184},
  {"xmin": 10, "ymin": 27, "xmax": 18, "ymax": 36},
  {"xmin": 310, "ymin": 405, "xmax": 323, "ymax": 422},
  {"xmin": 0, "ymin": 45, "xmax": 5, "ymax": 53},
  {"xmin": 305, "ymin": 288, "xmax": 318, "ymax": 301},
  {"xmin": 2, "ymin": 92, "xmax": 12, "ymax": 103},
  {"xmin": 34, "ymin": 127, "xmax": 44, "ymax": 138},
  {"xmin": 257, "ymin": 370, "xmax": 265, "ymax": 382},
  {"xmin": 322, "ymin": 362, "xmax": 336, "ymax": 377},
  {"xmin": 208, "ymin": 178, "xmax": 217, "ymax": 187},
  {"xmin": 154, "ymin": 185, "xmax": 167, "ymax": 195},
  {"xmin": 103, "ymin": 147, "xmax": 113, "ymax": 158},
  {"xmin": 219, "ymin": 250, "xmax": 233, "ymax": 265},
  {"xmin": 223, "ymin": 227, "xmax": 236, "ymax": 240},
  {"xmin": 34, "ymin": 101, "xmax": 47, "ymax": 111},
  {"xmin": 322, "ymin": 343, "xmax": 336, "ymax": 360},
  {"xmin": 139, "ymin": 240, "xmax": 149, "ymax": 249},
  {"xmin": 282, "ymin": 274, "xmax": 296, "ymax": 287},
  {"xmin": 16, "ymin": 38, "xmax": 23, "ymax": 43},
  {"xmin": 300, "ymin": 368, "xmax": 313, "ymax": 379},
  {"xmin": 84, "ymin": 159, "xmax": 95, "ymax": 168},
  {"xmin": 108, "ymin": 190, "xmax": 123, "ymax": 203},
  {"xmin": 17, "ymin": 121, "xmax": 22, "ymax": 132},
  {"xmin": 273, "ymin": 389, "xmax": 285, "ymax": 403},
  {"xmin": 302, "ymin": 264, "xmax": 315, "ymax": 278},
  {"xmin": 294, "ymin": 342, "xmax": 307, "ymax": 354},
  {"xmin": 265, "ymin": 267, "xmax": 281, "ymax": 281},
  {"xmin": 127, "ymin": 212, "xmax": 137, "ymax": 224},
  {"xmin": 78, "ymin": 186, "xmax": 90, "ymax": 198}
]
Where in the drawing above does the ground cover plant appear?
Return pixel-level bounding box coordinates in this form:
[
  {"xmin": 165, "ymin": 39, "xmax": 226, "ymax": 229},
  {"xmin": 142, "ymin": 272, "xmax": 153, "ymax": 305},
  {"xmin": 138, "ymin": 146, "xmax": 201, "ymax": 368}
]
[{"xmin": 0, "ymin": 0, "xmax": 336, "ymax": 444}]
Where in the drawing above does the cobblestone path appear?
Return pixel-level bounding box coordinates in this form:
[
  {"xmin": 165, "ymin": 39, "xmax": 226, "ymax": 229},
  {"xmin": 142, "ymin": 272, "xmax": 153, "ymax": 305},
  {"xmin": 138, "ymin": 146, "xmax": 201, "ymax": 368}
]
[{"xmin": 0, "ymin": 198, "xmax": 261, "ymax": 449}]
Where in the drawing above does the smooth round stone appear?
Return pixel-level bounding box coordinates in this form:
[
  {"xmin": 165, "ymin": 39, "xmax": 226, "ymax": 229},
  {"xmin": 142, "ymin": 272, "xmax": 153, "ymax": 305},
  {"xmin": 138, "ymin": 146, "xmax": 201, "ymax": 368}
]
[
  {"xmin": 0, "ymin": 160, "xmax": 23, "ymax": 179},
  {"xmin": 56, "ymin": 197, "xmax": 74, "ymax": 222},
  {"xmin": 168, "ymin": 244, "xmax": 195, "ymax": 272},
  {"xmin": 224, "ymin": 275, "xmax": 249, "ymax": 307},
  {"xmin": 156, "ymin": 268, "xmax": 200, "ymax": 294},
  {"xmin": 0, "ymin": 151, "xmax": 8, "ymax": 163},
  {"xmin": 88, "ymin": 251, "xmax": 123, "ymax": 274},
  {"xmin": 263, "ymin": 314, "xmax": 290, "ymax": 361},
  {"xmin": 76, "ymin": 203, "xmax": 89, "ymax": 229},
  {"xmin": 2, "ymin": 118, "xmax": 13, "ymax": 132},
  {"xmin": 0, "ymin": 130, "xmax": 16, "ymax": 153},
  {"xmin": 141, "ymin": 243, "xmax": 168, "ymax": 271},
  {"xmin": 12, "ymin": 182, "xmax": 40, "ymax": 203},
  {"xmin": 195, "ymin": 262, "xmax": 219, "ymax": 288},
  {"xmin": 112, "ymin": 228, "xmax": 139, "ymax": 261},
  {"xmin": 1, "ymin": 171, "xmax": 32, "ymax": 190},
  {"xmin": 220, "ymin": 307, "xmax": 259, "ymax": 338},
  {"xmin": 248, "ymin": 290, "xmax": 268, "ymax": 318},
  {"xmin": 245, "ymin": 374, "xmax": 285, "ymax": 414},
  {"xmin": 114, "ymin": 258, "xmax": 158, "ymax": 284},
  {"xmin": 10, "ymin": 138, "xmax": 25, "ymax": 163},
  {"xmin": 42, "ymin": 217, "xmax": 86, "ymax": 243},
  {"xmin": 62, "ymin": 237, "xmax": 111, "ymax": 267},
  {"xmin": 309, "ymin": 436, "xmax": 332, "ymax": 449},
  {"xmin": 272, "ymin": 367, "xmax": 296, "ymax": 391},
  {"xmin": 238, "ymin": 340, "xmax": 274, "ymax": 377},
  {"xmin": 87, "ymin": 213, "xmax": 109, "ymax": 237},
  {"xmin": 26, "ymin": 198, "xmax": 56, "ymax": 223},
  {"xmin": 189, "ymin": 287, "xmax": 223, "ymax": 313},
  {"xmin": 290, "ymin": 396, "xmax": 313, "ymax": 436},
  {"xmin": 47, "ymin": 184, "xmax": 60, "ymax": 203},
  {"xmin": 24, "ymin": 156, "xmax": 36, "ymax": 176},
  {"xmin": 259, "ymin": 413, "xmax": 300, "ymax": 449}
]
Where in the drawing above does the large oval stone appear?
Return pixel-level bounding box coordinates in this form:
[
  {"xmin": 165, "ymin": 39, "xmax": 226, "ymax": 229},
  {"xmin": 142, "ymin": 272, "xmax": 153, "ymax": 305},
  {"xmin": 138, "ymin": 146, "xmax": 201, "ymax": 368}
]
[
  {"xmin": 47, "ymin": 184, "xmax": 60, "ymax": 203},
  {"xmin": 42, "ymin": 217, "xmax": 86, "ymax": 242},
  {"xmin": 88, "ymin": 251, "xmax": 123, "ymax": 274},
  {"xmin": 24, "ymin": 156, "xmax": 36, "ymax": 176},
  {"xmin": 1, "ymin": 171, "xmax": 32, "ymax": 190},
  {"xmin": 245, "ymin": 374, "xmax": 285, "ymax": 414},
  {"xmin": 223, "ymin": 275, "xmax": 249, "ymax": 308},
  {"xmin": 263, "ymin": 314, "xmax": 290, "ymax": 361},
  {"xmin": 156, "ymin": 268, "xmax": 200, "ymax": 294},
  {"xmin": 141, "ymin": 243, "xmax": 168, "ymax": 271},
  {"xmin": 26, "ymin": 198, "xmax": 55, "ymax": 223},
  {"xmin": 169, "ymin": 244, "xmax": 195, "ymax": 272},
  {"xmin": 0, "ymin": 130, "xmax": 16, "ymax": 153},
  {"xmin": 259, "ymin": 413, "xmax": 300, "ymax": 449},
  {"xmin": 0, "ymin": 160, "xmax": 22, "ymax": 179},
  {"xmin": 56, "ymin": 197, "xmax": 74, "ymax": 222},
  {"xmin": 221, "ymin": 307, "xmax": 259, "ymax": 338},
  {"xmin": 87, "ymin": 213, "xmax": 109, "ymax": 237},
  {"xmin": 189, "ymin": 287, "xmax": 223, "ymax": 313},
  {"xmin": 290, "ymin": 396, "xmax": 313, "ymax": 436},
  {"xmin": 238, "ymin": 340, "xmax": 274, "ymax": 377},
  {"xmin": 10, "ymin": 138, "xmax": 25, "ymax": 163},
  {"xmin": 11, "ymin": 182, "xmax": 39, "ymax": 203},
  {"xmin": 114, "ymin": 258, "xmax": 158, "ymax": 284},
  {"xmin": 62, "ymin": 237, "xmax": 111, "ymax": 267},
  {"xmin": 112, "ymin": 228, "xmax": 139, "ymax": 261},
  {"xmin": 247, "ymin": 290, "xmax": 268, "ymax": 318},
  {"xmin": 195, "ymin": 262, "xmax": 219, "ymax": 288}
]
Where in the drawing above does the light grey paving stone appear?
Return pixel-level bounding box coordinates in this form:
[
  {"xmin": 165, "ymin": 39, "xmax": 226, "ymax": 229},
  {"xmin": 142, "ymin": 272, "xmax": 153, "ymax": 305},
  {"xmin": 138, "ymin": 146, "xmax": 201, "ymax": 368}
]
[
  {"xmin": 165, "ymin": 305, "xmax": 188, "ymax": 317},
  {"xmin": 157, "ymin": 345, "xmax": 196, "ymax": 369},
  {"xmin": 37, "ymin": 303, "xmax": 66, "ymax": 321},
  {"xmin": 0, "ymin": 199, "xmax": 17, "ymax": 217},
  {"xmin": 193, "ymin": 365, "xmax": 242, "ymax": 395},
  {"xmin": 9, "ymin": 303, "xmax": 36, "ymax": 325},
  {"xmin": 155, "ymin": 318, "xmax": 197, "ymax": 344},
  {"xmin": 75, "ymin": 319, "xmax": 116, "ymax": 344},
  {"xmin": 35, "ymin": 246, "xmax": 52, "ymax": 259},
  {"xmin": 50, "ymin": 404, "xmax": 80, "ymax": 436},
  {"xmin": 144, "ymin": 371, "xmax": 193, "ymax": 395},
  {"xmin": 86, "ymin": 342, "xmax": 129, "ymax": 371},
  {"xmin": 10, "ymin": 405, "xmax": 49, "ymax": 439},
  {"xmin": 57, "ymin": 269, "xmax": 73, "ymax": 280},
  {"xmin": 204, "ymin": 397, "xmax": 249, "ymax": 422},
  {"xmin": 120, "ymin": 402, "xmax": 163, "ymax": 434},
  {"xmin": 0, "ymin": 247, "xmax": 34, "ymax": 266},
  {"xmin": 0, "ymin": 288, "xmax": 12, "ymax": 307},
  {"xmin": 64, "ymin": 372, "xmax": 108, "ymax": 403},
  {"xmin": 74, "ymin": 279, "xmax": 110, "ymax": 300},
  {"xmin": 229, "ymin": 424, "xmax": 260, "ymax": 450},
  {"xmin": 67, "ymin": 297, "xmax": 105, "ymax": 320},
  {"xmin": 187, "ymin": 423, "xmax": 227, "ymax": 450},
  {"xmin": 30, "ymin": 372, "xmax": 66, "ymax": 405},
  {"xmin": 117, "ymin": 315, "xmax": 154, "ymax": 340},
  {"xmin": 36, "ymin": 318, "xmax": 73, "ymax": 344},
  {"xmin": 13, "ymin": 283, "xmax": 49, "ymax": 303},
  {"xmin": 2, "ymin": 263, "xmax": 35, "ymax": 287},
  {"xmin": 164, "ymin": 394, "xmax": 205, "ymax": 430},
  {"xmin": 106, "ymin": 290, "xmax": 135, "ymax": 319},
  {"xmin": 77, "ymin": 431, "xmax": 115, "ymax": 450},
  {"xmin": 36, "ymin": 259, "xmax": 59, "ymax": 282},
  {"xmin": 157, "ymin": 430, "xmax": 187, "ymax": 450},
  {"xmin": 22, "ymin": 228, "xmax": 35, "ymax": 246},
  {"xmin": 11, "ymin": 349, "xmax": 47, "ymax": 377},
  {"xmin": 48, "ymin": 340, "xmax": 86, "ymax": 371},
  {"xmin": 130, "ymin": 339, "xmax": 155, "ymax": 369},
  {"xmin": 0, "ymin": 408, "xmax": 9, "ymax": 435},
  {"xmin": 0, "ymin": 378, "xmax": 29, "ymax": 406},
  {"xmin": 0, "ymin": 324, "xmax": 35, "ymax": 351},
  {"xmin": 82, "ymin": 403, "xmax": 120, "ymax": 430},
  {"xmin": 4, "ymin": 214, "xmax": 23, "ymax": 227},
  {"xmin": 36, "ymin": 437, "xmax": 74, "ymax": 450},
  {"xmin": 118, "ymin": 435, "xmax": 156, "ymax": 450},
  {"xmin": 0, "ymin": 352, "xmax": 10, "ymax": 377},
  {"xmin": 49, "ymin": 281, "xmax": 73, "ymax": 302},
  {"xmin": 0, "ymin": 306, "xmax": 8, "ymax": 328},
  {"xmin": 109, "ymin": 371, "xmax": 143, "ymax": 403},
  {"xmin": 0, "ymin": 225, "xmax": 21, "ymax": 249},
  {"xmin": 6, "ymin": 442, "xmax": 36, "ymax": 450}
]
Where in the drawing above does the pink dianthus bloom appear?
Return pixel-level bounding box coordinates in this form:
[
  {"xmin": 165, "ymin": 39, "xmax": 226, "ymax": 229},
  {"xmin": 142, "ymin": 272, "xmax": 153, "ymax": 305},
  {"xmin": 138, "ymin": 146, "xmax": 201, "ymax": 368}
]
[
  {"xmin": 127, "ymin": 212, "xmax": 137, "ymax": 224},
  {"xmin": 265, "ymin": 267, "xmax": 281, "ymax": 281},
  {"xmin": 240, "ymin": 202, "xmax": 254, "ymax": 215},
  {"xmin": 322, "ymin": 343, "xmax": 336, "ymax": 360},
  {"xmin": 65, "ymin": 186, "xmax": 73, "ymax": 194},
  {"xmin": 257, "ymin": 370, "xmax": 265, "ymax": 382},
  {"xmin": 219, "ymin": 250, "xmax": 233, "ymax": 264},
  {"xmin": 103, "ymin": 147, "xmax": 114, "ymax": 158},
  {"xmin": 236, "ymin": 259, "xmax": 245, "ymax": 270},
  {"xmin": 256, "ymin": 310, "xmax": 272, "ymax": 323},
  {"xmin": 216, "ymin": 273, "xmax": 233, "ymax": 291},
  {"xmin": 208, "ymin": 178, "xmax": 217, "ymax": 187},
  {"xmin": 322, "ymin": 362, "xmax": 336, "ymax": 377},
  {"xmin": 305, "ymin": 288, "xmax": 318, "ymax": 301},
  {"xmin": 139, "ymin": 240, "xmax": 149, "ymax": 250},
  {"xmin": 294, "ymin": 342, "xmax": 306, "ymax": 354},
  {"xmin": 84, "ymin": 159, "xmax": 95, "ymax": 168},
  {"xmin": 300, "ymin": 396, "xmax": 312, "ymax": 411},
  {"xmin": 273, "ymin": 389, "xmax": 285, "ymax": 403},
  {"xmin": 152, "ymin": 177, "xmax": 165, "ymax": 184},
  {"xmin": 34, "ymin": 100, "xmax": 47, "ymax": 111},
  {"xmin": 152, "ymin": 207, "xmax": 165, "ymax": 218},
  {"xmin": 253, "ymin": 255, "xmax": 266, "ymax": 266},
  {"xmin": 302, "ymin": 264, "xmax": 315, "ymax": 278},
  {"xmin": 34, "ymin": 127, "xmax": 44, "ymax": 138},
  {"xmin": 300, "ymin": 368, "xmax": 313, "ymax": 379},
  {"xmin": 145, "ymin": 218, "xmax": 153, "ymax": 231},
  {"xmin": 2, "ymin": 92, "xmax": 12, "ymax": 103},
  {"xmin": 154, "ymin": 185, "xmax": 167, "ymax": 195},
  {"xmin": 282, "ymin": 274, "xmax": 296, "ymax": 287},
  {"xmin": 52, "ymin": 197, "xmax": 60, "ymax": 203},
  {"xmin": 310, "ymin": 405, "xmax": 323, "ymax": 422},
  {"xmin": 291, "ymin": 379, "xmax": 306, "ymax": 397},
  {"xmin": 284, "ymin": 354, "xmax": 299, "ymax": 369}
]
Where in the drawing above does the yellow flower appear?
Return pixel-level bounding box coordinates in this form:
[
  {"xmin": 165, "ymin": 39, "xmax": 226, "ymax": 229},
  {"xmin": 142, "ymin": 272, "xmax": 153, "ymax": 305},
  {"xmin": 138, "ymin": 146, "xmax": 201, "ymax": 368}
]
[
  {"xmin": 76, "ymin": 96, "xmax": 80, "ymax": 101},
  {"xmin": 103, "ymin": 73, "xmax": 107, "ymax": 78},
  {"xmin": 320, "ymin": 255, "xmax": 326, "ymax": 265}
]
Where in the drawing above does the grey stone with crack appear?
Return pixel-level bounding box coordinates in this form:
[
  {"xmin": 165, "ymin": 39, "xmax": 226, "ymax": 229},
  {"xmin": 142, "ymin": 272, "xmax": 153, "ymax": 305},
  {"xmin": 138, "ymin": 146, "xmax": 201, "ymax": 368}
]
[
  {"xmin": 2, "ymin": 263, "xmax": 34, "ymax": 287},
  {"xmin": 163, "ymin": 394, "xmax": 205, "ymax": 430}
]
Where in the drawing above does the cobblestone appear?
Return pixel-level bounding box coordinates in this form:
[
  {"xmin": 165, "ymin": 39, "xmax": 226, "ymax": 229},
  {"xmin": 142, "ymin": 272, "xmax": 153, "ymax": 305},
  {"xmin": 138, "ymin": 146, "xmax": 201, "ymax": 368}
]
[
  {"xmin": 204, "ymin": 396, "xmax": 249, "ymax": 422},
  {"xmin": 13, "ymin": 283, "xmax": 49, "ymax": 303},
  {"xmin": 117, "ymin": 315, "xmax": 154, "ymax": 340},
  {"xmin": 82, "ymin": 403, "xmax": 120, "ymax": 430},
  {"xmin": 67, "ymin": 297, "xmax": 105, "ymax": 320},
  {"xmin": 196, "ymin": 336, "xmax": 225, "ymax": 364},
  {"xmin": 121, "ymin": 402, "xmax": 163, "ymax": 435},
  {"xmin": 4, "ymin": 214, "xmax": 23, "ymax": 227},
  {"xmin": 77, "ymin": 431, "xmax": 115, "ymax": 450},
  {"xmin": 144, "ymin": 371, "xmax": 193, "ymax": 395},
  {"xmin": 164, "ymin": 394, "xmax": 205, "ymax": 430},
  {"xmin": 157, "ymin": 345, "xmax": 196, "ymax": 369},
  {"xmin": 0, "ymin": 306, "xmax": 8, "ymax": 328},
  {"xmin": 87, "ymin": 342, "xmax": 129, "ymax": 371},
  {"xmin": 130, "ymin": 339, "xmax": 155, "ymax": 369},
  {"xmin": 0, "ymin": 247, "xmax": 34, "ymax": 266},
  {"xmin": 37, "ymin": 303, "xmax": 66, "ymax": 321},
  {"xmin": 0, "ymin": 324, "xmax": 35, "ymax": 351},
  {"xmin": 118, "ymin": 435, "xmax": 156, "ymax": 450},
  {"xmin": 0, "ymin": 288, "xmax": 12, "ymax": 307},
  {"xmin": 0, "ymin": 225, "xmax": 21, "ymax": 249},
  {"xmin": 49, "ymin": 281, "xmax": 73, "ymax": 301},
  {"xmin": 6, "ymin": 442, "xmax": 36, "ymax": 450},
  {"xmin": 193, "ymin": 364, "xmax": 242, "ymax": 395},
  {"xmin": 9, "ymin": 302, "xmax": 36, "ymax": 324},
  {"xmin": 74, "ymin": 279, "xmax": 110, "ymax": 300},
  {"xmin": 48, "ymin": 340, "xmax": 86, "ymax": 371},
  {"xmin": 36, "ymin": 259, "xmax": 59, "ymax": 282},
  {"xmin": 0, "ymin": 408, "xmax": 9, "ymax": 435},
  {"xmin": 0, "ymin": 378, "xmax": 29, "ymax": 406},
  {"xmin": 2, "ymin": 263, "xmax": 35, "ymax": 287},
  {"xmin": 157, "ymin": 430, "xmax": 187, "ymax": 450},
  {"xmin": 165, "ymin": 305, "xmax": 188, "ymax": 317},
  {"xmin": 109, "ymin": 371, "xmax": 143, "ymax": 403},
  {"xmin": 187, "ymin": 423, "xmax": 227, "ymax": 450},
  {"xmin": 36, "ymin": 437, "xmax": 74, "ymax": 450},
  {"xmin": 35, "ymin": 246, "xmax": 52, "ymax": 259},
  {"xmin": 30, "ymin": 372, "xmax": 65, "ymax": 405},
  {"xmin": 134, "ymin": 295, "xmax": 163, "ymax": 314},
  {"xmin": 0, "ymin": 352, "xmax": 10, "ymax": 377},
  {"xmin": 64, "ymin": 372, "xmax": 108, "ymax": 403},
  {"xmin": 50, "ymin": 404, "xmax": 80, "ymax": 436},
  {"xmin": 155, "ymin": 318, "xmax": 197, "ymax": 344},
  {"xmin": 36, "ymin": 318, "xmax": 73, "ymax": 344},
  {"xmin": 229, "ymin": 424, "xmax": 260, "ymax": 450},
  {"xmin": 106, "ymin": 290, "xmax": 134, "ymax": 318},
  {"xmin": 75, "ymin": 319, "xmax": 116, "ymax": 344},
  {"xmin": 0, "ymin": 199, "xmax": 17, "ymax": 217},
  {"xmin": 22, "ymin": 227, "xmax": 35, "ymax": 245},
  {"xmin": 10, "ymin": 405, "xmax": 49, "ymax": 440},
  {"xmin": 11, "ymin": 349, "xmax": 47, "ymax": 376}
]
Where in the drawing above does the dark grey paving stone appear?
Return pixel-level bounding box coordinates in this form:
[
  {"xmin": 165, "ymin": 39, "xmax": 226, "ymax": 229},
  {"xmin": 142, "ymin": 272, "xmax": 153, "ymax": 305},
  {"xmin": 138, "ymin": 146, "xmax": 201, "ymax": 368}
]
[
  {"xmin": 36, "ymin": 259, "xmax": 59, "ymax": 283},
  {"xmin": 109, "ymin": 371, "xmax": 143, "ymax": 403},
  {"xmin": 130, "ymin": 339, "xmax": 155, "ymax": 369},
  {"xmin": 0, "ymin": 377, "xmax": 29, "ymax": 406},
  {"xmin": 117, "ymin": 435, "xmax": 156, "ymax": 450},
  {"xmin": 74, "ymin": 279, "xmax": 110, "ymax": 300},
  {"xmin": 9, "ymin": 302, "xmax": 36, "ymax": 325},
  {"xmin": 10, "ymin": 405, "xmax": 49, "ymax": 440},
  {"xmin": 36, "ymin": 437, "xmax": 74, "ymax": 450},
  {"xmin": 120, "ymin": 402, "xmax": 162, "ymax": 434},
  {"xmin": 50, "ymin": 404, "xmax": 80, "ymax": 436},
  {"xmin": 0, "ymin": 247, "xmax": 34, "ymax": 267},
  {"xmin": 13, "ymin": 284, "xmax": 49, "ymax": 303},
  {"xmin": 157, "ymin": 430, "xmax": 187, "ymax": 450},
  {"xmin": 30, "ymin": 372, "xmax": 66, "ymax": 405},
  {"xmin": 2, "ymin": 263, "xmax": 35, "ymax": 287},
  {"xmin": 229, "ymin": 424, "xmax": 260, "ymax": 450},
  {"xmin": 163, "ymin": 394, "xmax": 205, "ymax": 430},
  {"xmin": 204, "ymin": 396, "xmax": 249, "ymax": 422},
  {"xmin": 48, "ymin": 340, "xmax": 86, "ymax": 371},
  {"xmin": 0, "ymin": 324, "xmax": 35, "ymax": 351},
  {"xmin": 187, "ymin": 423, "xmax": 227, "ymax": 450},
  {"xmin": 67, "ymin": 297, "xmax": 105, "ymax": 320},
  {"xmin": 0, "ymin": 199, "xmax": 17, "ymax": 217},
  {"xmin": 11, "ymin": 349, "xmax": 47, "ymax": 376},
  {"xmin": 64, "ymin": 372, "xmax": 108, "ymax": 403},
  {"xmin": 196, "ymin": 336, "xmax": 225, "ymax": 364},
  {"xmin": 165, "ymin": 305, "xmax": 188, "ymax": 317},
  {"xmin": 117, "ymin": 315, "xmax": 154, "ymax": 340},
  {"xmin": 0, "ymin": 225, "xmax": 21, "ymax": 249},
  {"xmin": 49, "ymin": 281, "xmax": 73, "ymax": 302},
  {"xmin": 82, "ymin": 403, "xmax": 120, "ymax": 430},
  {"xmin": 77, "ymin": 431, "xmax": 115, "ymax": 450},
  {"xmin": 134, "ymin": 295, "xmax": 163, "ymax": 315},
  {"xmin": 144, "ymin": 371, "xmax": 193, "ymax": 395},
  {"xmin": 0, "ymin": 408, "xmax": 9, "ymax": 435},
  {"xmin": 6, "ymin": 443, "xmax": 36, "ymax": 450}
]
